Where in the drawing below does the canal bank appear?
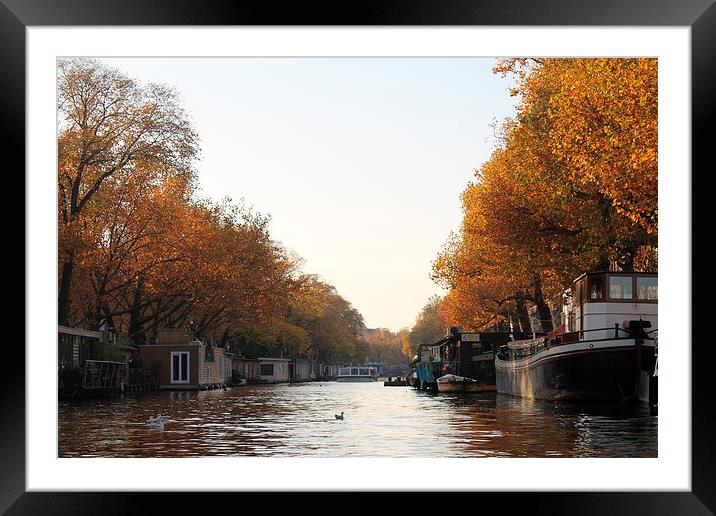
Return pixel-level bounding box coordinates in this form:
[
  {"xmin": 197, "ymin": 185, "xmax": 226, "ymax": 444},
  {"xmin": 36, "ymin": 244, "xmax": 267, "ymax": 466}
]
[{"xmin": 59, "ymin": 326, "xmax": 348, "ymax": 397}]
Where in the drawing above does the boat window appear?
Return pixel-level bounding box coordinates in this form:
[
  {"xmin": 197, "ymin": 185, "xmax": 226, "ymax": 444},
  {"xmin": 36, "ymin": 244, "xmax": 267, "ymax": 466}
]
[
  {"xmin": 589, "ymin": 275, "xmax": 603, "ymax": 300},
  {"xmin": 609, "ymin": 276, "xmax": 633, "ymax": 300},
  {"xmin": 351, "ymin": 368, "xmax": 359, "ymax": 375},
  {"xmin": 637, "ymin": 277, "xmax": 658, "ymax": 300}
]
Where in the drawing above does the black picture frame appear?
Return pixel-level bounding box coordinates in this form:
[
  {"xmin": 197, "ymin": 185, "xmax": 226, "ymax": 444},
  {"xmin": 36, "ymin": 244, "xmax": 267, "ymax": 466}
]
[{"xmin": 5, "ymin": 0, "xmax": 710, "ymax": 512}]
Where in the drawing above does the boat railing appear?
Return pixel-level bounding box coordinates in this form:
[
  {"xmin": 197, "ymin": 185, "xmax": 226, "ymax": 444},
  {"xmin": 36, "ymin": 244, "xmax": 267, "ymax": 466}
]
[
  {"xmin": 502, "ymin": 325, "xmax": 651, "ymax": 361},
  {"xmin": 497, "ymin": 324, "xmax": 657, "ymax": 361},
  {"xmin": 82, "ymin": 360, "xmax": 126, "ymax": 390},
  {"xmin": 557, "ymin": 324, "xmax": 643, "ymax": 345}
]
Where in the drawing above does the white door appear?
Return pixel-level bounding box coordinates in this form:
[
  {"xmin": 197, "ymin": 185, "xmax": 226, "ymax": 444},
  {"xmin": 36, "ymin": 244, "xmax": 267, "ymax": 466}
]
[{"xmin": 170, "ymin": 352, "xmax": 190, "ymax": 384}]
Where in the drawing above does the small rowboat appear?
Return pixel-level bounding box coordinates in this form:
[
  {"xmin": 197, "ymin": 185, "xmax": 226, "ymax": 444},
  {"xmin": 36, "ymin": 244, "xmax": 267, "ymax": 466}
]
[{"xmin": 436, "ymin": 374, "xmax": 481, "ymax": 393}]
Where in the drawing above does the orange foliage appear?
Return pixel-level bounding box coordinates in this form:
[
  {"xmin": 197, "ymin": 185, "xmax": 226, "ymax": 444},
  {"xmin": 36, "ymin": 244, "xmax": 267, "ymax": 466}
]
[
  {"xmin": 433, "ymin": 58, "xmax": 658, "ymax": 332},
  {"xmin": 58, "ymin": 59, "xmax": 371, "ymax": 362}
]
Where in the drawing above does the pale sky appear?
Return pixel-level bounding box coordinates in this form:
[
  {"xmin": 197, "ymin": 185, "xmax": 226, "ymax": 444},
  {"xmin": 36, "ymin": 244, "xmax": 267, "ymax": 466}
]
[{"xmin": 99, "ymin": 57, "xmax": 518, "ymax": 331}]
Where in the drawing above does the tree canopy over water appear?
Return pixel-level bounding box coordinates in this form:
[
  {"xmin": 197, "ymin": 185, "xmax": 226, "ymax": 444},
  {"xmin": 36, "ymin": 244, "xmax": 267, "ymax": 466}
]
[{"xmin": 428, "ymin": 58, "xmax": 658, "ymax": 336}]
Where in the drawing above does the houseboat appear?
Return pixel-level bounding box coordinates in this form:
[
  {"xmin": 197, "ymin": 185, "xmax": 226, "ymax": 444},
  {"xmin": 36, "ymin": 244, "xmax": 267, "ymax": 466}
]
[
  {"xmin": 494, "ymin": 271, "xmax": 658, "ymax": 404},
  {"xmin": 258, "ymin": 357, "xmax": 291, "ymax": 383},
  {"xmin": 413, "ymin": 328, "xmax": 534, "ymax": 391},
  {"xmin": 336, "ymin": 366, "xmax": 378, "ymax": 382},
  {"xmin": 232, "ymin": 356, "xmax": 261, "ymax": 384},
  {"xmin": 137, "ymin": 329, "xmax": 230, "ymax": 390},
  {"xmin": 289, "ymin": 358, "xmax": 312, "ymax": 382},
  {"xmin": 58, "ymin": 325, "xmax": 127, "ymax": 398}
]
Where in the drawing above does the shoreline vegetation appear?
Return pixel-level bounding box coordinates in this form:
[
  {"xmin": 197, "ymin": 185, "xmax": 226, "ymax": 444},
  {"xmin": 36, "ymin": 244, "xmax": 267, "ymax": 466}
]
[{"xmin": 57, "ymin": 57, "xmax": 657, "ymax": 368}]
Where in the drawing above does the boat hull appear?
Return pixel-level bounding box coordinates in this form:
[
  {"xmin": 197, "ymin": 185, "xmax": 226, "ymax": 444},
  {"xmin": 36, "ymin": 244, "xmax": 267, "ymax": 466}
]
[
  {"xmin": 436, "ymin": 374, "xmax": 484, "ymax": 393},
  {"xmin": 495, "ymin": 339, "xmax": 655, "ymax": 402},
  {"xmin": 437, "ymin": 382, "xmax": 481, "ymax": 393},
  {"xmin": 336, "ymin": 376, "xmax": 376, "ymax": 382},
  {"xmin": 383, "ymin": 380, "xmax": 408, "ymax": 386}
]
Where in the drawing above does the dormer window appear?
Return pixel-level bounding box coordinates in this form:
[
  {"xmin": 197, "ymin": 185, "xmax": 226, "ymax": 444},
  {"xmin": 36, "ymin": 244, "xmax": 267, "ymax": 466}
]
[{"xmin": 609, "ymin": 275, "xmax": 633, "ymax": 300}]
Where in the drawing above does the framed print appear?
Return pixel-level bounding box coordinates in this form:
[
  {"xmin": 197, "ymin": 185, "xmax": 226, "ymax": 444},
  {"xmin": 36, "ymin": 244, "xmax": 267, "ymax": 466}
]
[{"xmin": 6, "ymin": 0, "xmax": 713, "ymax": 512}]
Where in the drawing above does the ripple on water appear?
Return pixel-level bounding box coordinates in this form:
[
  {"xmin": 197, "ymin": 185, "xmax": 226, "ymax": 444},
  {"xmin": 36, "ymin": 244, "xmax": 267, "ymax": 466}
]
[{"xmin": 58, "ymin": 383, "xmax": 656, "ymax": 458}]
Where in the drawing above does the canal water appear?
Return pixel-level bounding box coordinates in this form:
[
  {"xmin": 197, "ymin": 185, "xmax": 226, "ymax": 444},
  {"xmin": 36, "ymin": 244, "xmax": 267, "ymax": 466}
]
[{"xmin": 58, "ymin": 381, "xmax": 657, "ymax": 458}]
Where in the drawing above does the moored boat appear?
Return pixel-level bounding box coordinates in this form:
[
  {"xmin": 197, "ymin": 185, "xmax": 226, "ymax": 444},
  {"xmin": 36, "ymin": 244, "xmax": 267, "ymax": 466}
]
[
  {"xmin": 383, "ymin": 376, "xmax": 408, "ymax": 386},
  {"xmin": 495, "ymin": 271, "xmax": 657, "ymax": 403},
  {"xmin": 412, "ymin": 329, "xmax": 535, "ymax": 391},
  {"xmin": 337, "ymin": 366, "xmax": 378, "ymax": 382},
  {"xmin": 408, "ymin": 370, "xmax": 419, "ymax": 387},
  {"xmin": 436, "ymin": 374, "xmax": 481, "ymax": 393}
]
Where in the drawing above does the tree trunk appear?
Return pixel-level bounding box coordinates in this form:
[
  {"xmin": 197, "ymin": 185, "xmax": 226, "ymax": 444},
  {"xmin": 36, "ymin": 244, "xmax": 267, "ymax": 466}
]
[
  {"xmin": 101, "ymin": 303, "xmax": 115, "ymax": 332},
  {"xmin": 129, "ymin": 277, "xmax": 146, "ymax": 346},
  {"xmin": 515, "ymin": 296, "xmax": 532, "ymax": 334},
  {"xmin": 619, "ymin": 248, "xmax": 636, "ymax": 272},
  {"xmin": 58, "ymin": 252, "xmax": 74, "ymax": 326},
  {"xmin": 532, "ymin": 275, "xmax": 554, "ymax": 333},
  {"xmin": 594, "ymin": 194, "xmax": 614, "ymax": 271},
  {"xmin": 507, "ymin": 308, "xmax": 518, "ymax": 333},
  {"xmin": 535, "ymin": 298, "xmax": 554, "ymax": 334},
  {"xmin": 593, "ymin": 256, "xmax": 611, "ymax": 272},
  {"xmin": 90, "ymin": 301, "xmax": 112, "ymax": 331}
]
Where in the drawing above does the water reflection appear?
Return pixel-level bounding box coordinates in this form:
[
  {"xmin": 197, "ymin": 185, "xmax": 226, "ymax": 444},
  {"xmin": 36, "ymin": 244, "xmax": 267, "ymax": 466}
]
[{"xmin": 58, "ymin": 382, "xmax": 656, "ymax": 458}]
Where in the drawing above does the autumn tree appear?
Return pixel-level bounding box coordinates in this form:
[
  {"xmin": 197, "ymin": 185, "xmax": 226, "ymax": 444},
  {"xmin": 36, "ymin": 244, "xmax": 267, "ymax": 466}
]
[
  {"xmin": 225, "ymin": 274, "xmax": 370, "ymax": 363},
  {"xmin": 430, "ymin": 58, "xmax": 657, "ymax": 334},
  {"xmin": 363, "ymin": 328, "xmax": 411, "ymax": 365},
  {"xmin": 492, "ymin": 58, "xmax": 658, "ymax": 266},
  {"xmin": 58, "ymin": 58, "xmax": 199, "ymax": 325},
  {"xmin": 405, "ymin": 296, "xmax": 448, "ymax": 356},
  {"xmin": 284, "ymin": 275, "xmax": 369, "ymax": 363},
  {"xmin": 71, "ymin": 172, "xmax": 194, "ymax": 332},
  {"xmin": 57, "ymin": 58, "xmax": 380, "ymax": 368}
]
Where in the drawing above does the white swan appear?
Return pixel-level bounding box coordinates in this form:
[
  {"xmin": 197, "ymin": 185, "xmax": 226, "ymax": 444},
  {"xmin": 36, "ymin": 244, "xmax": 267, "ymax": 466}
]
[
  {"xmin": 335, "ymin": 412, "xmax": 344, "ymax": 420},
  {"xmin": 146, "ymin": 415, "xmax": 169, "ymax": 428},
  {"xmin": 146, "ymin": 417, "xmax": 164, "ymax": 429}
]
